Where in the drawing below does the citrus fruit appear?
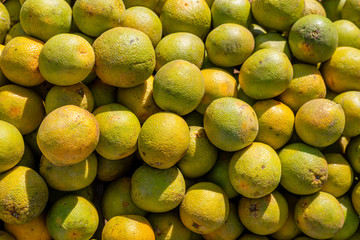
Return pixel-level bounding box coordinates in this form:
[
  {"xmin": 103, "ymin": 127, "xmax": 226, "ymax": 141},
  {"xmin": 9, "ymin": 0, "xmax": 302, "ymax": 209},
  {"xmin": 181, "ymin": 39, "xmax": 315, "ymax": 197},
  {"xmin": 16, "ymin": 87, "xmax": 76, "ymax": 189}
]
[
  {"xmin": 321, "ymin": 153, "xmax": 353, "ymax": 197},
  {"xmin": 19, "ymin": 0, "xmax": 72, "ymax": 42},
  {"xmin": 0, "ymin": 84, "xmax": 45, "ymax": 135},
  {"xmin": 302, "ymin": 0, "xmax": 326, "ymax": 16},
  {"xmin": 47, "ymin": 185, "xmax": 94, "ymax": 206},
  {"xmin": 179, "ymin": 182, "xmax": 229, "ymax": 234},
  {"xmin": 4, "ymin": 22, "xmax": 27, "ymax": 44},
  {"xmin": 0, "ymin": 36, "xmax": 44, "ymax": 87},
  {"xmin": 122, "ymin": 6, "xmax": 162, "ymax": 47},
  {"xmin": 289, "ymin": 14, "xmax": 338, "ymax": 64},
  {"xmin": 0, "ymin": 120, "xmax": 24, "ymax": 173},
  {"xmin": 93, "ymin": 27, "xmax": 155, "ymax": 88},
  {"xmin": 229, "ymin": 142, "xmax": 281, "ymax": 198},
  {"xmin": 279, "ymin": 143, "xmax": 328, "ymax": 195},
  {"xmin": 72, "ymin": 0, "xmax": 126, "ymax": 37},
  {"xmin": 332, "ymin": 195, "xmax": 360, "ymax": 240},
  {"xmin": 206, "ymin": 151, "xmax": 239, "ymax": 199},
  {"xmin": 39, "ymin": 33, "xmax": 95, "ymax": 86},
  {"xmin": 131, "ymin": 165, "xmax": 185, "ymax": 212},
  {"xmin": 249, "ymin": 23, "xmax": 267, "ymax": 38},
  {"xmin": 96, "ymin": 154, "xmax": 133, "ymax": 182},
  {"xmin": 4, "ymin": 212, "xmax": 51, "ymax": 240},
  {"xmin": 16, "ymin": 143, "xmax": 35, "ymax": 170},
  {"xmin": 341, "ymin": 0, "xmax": 360, "ymax": 28},
  {"xmin": 277, "ymin": 63, "xmax": 327, "ymax": 112},
  {"xmin": 295, "ymin": 191, "xmax": 345, "ymax": 239},
  {"xmin": 148, "ymin": 211, "xmax": 192, "ymax": 240},
  {"xmin": 44, "ymin": 82, "xmax": 94, "ymax": 114},
  {"xmin": 37, "ymin": 105, "xmax": 99, "ymax": 166},
  {"xmin": 238, "ymin": 191, "xmax": 288, "ymax": 235},
  {"xmin": 0, "ymin": 166, "xmax": 48, "ymax": 224},
  {"xmin": 184, "ymin": 111, "xmax": 204, "ymax": 127},
  {"xmin": 295, "ymin": 98, "xmax": 345, "ymax": 147},
  {"xmin": 238, "ymin": 48, "xmax": 293, "ymax": 99},
  {"xmin": 102, "ymin": 215, "xmax": 155, "ymax": 240},
  {"xmin": 202, "ymin": 201, "xmax": 244, "ymax": 240},
  {"xmin": 177, "ymin": 126, "xmax": 218, "ymax": 178},
  {"xmin": 88, "ymin": 78, "xmax": 117, "ymax": 109},
  {"xmin": 322, "ymin": 0, "xmax": 346, "ymax": 21},
  {"xmin": 39, "ymin": 153, "xmax": 97, "ymax": 191},
  {"xmin": 155, "ymin": 32, "xmax": 205, "ymax": 71},
  {"xmin": 93, "ymin": 103, "xmax": 140, "ymax": 160},
  {"xmin": 0, "ymin": 45, "xmax": 8, "ymax": 87},
  {"xmin": 153, "ymin": 60, "xmax": 204, "ymax": 116},
  {"xmin": 333, "ymin": 91, "xmax": 360, "ymax": 137},
  {"xmin": 122, "ymin": 0, "xmax": 159, "ymax": 10},
  {"xmin": 321, "ymin": 47, "xmax": 360, "ymax": 92},
  {"xmin": 239, "ymin": 234, "xmax": 269, "ymax": 240},
  {"xmin": 117, "ymin": 76, "xmax": 162, "ymax": 123},
  {"xmin": 346, "ymin": 135, "xmax": 360, "ymax": 173},
  {"xmin": 204, "ymin": 97, "xmax": 258, "ymax": 152},
  {"xmin": 0, "ymin": 3, "xmax": 10, "ymax": 44},
  {"xmin": 253, "ymin": 99, "xmax": 294, "ymax": 150},
  {"xmin": 271, "ymin": 193, "xmax": 302, "ymax": 240},
  {"xmin": 46, "ymin": 195, "xmax": 98, "ymax": 240},
  {"xmin": 102, "ymin": 177, "xmax": 146, "ymax": 220},
  {"xmin": 3, "ymin": 0, "xmax": 20, "ymax": 27},
  {"xmin": 334, "ymin": 20, "xmax": 360, "ymax": 49},
  {"xmin": 352, "ymin": 181, "xmax": 360, "ymax": 215},
  {"xmin": 138, "ymin": 112, "xmax": 190, "ymax": 169},
  {"xmin": 210, "ymin": 0, "xmax": 251, "ymax": 28},
  {"xmin": 251, "ymin": 0, "xmax": 304, "ymax": 31},
  {"xmin": 205, "ymin": 23, "xmax": 254, "ymax": 67},
  {"xmin": 196, "ymin": 68, "xmax": 237, "ymax": 114},
  {"xmin": 160, "ymin": 0, "xmax": 211, "ymax": 39},
  {"xmin": 254, "ymin": 32, "xmax": 292, "ymax": 60}
]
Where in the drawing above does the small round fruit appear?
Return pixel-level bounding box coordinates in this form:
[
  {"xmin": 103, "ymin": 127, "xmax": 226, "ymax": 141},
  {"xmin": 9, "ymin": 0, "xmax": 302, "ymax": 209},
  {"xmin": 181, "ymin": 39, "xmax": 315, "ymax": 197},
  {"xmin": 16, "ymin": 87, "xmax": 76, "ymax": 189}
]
[
  {"xmin": 251, "ymin": 0, "xmax": 304, "ymax": 31},
  {"xmin": 20, "ymin": 0, "xmax": 72, "ymax": 42},
  {"xmin": 160, "ymin": 0, "xmax": 211, "ymax": 39},
  {"xmin": 39, "ymin": 153, "xmax": 97, "ymax": 191},
  {"xmin": 289, "ymin": 14, "xmax": 338, "ymax": 64},
  {"xmin": 333, "ymin": 91, "xmax": 360, "ymax": 137},
  {"xmin": 254, "ymin": 32, "xmax": 292, "ymax": 60},
  {"xmin": 72, "ymin": 0, "xmax": 125, "ymax": 37},
  {"xmin": 179, "ymin": 182, "xmax": 229, "ymax": 234},
  {"xmin": 177, "ymin": 126, "xmax": 218, "ymax": 178},
  {"xmin": 0, "ymin": 84, "xmax": 45, "ymax": 135},
  {"xmin": 46, "ymin": 195, "xmax": 98, "ymax": 240},
  {"xmin": 341, "ymin": 0, "xmax": 360, "ymax": 28},
  {"xmin": 229, "ymin": 142, "xmax": 281, "ymax": 198},
  {"xmin": 205, "ymin": 23, "xmax": 254, "ymax": 67},
  {"xmin": 302, "ymin": 0, "xmax": 326, "ymax": 16},
  {"xmin": 44, "ymin": 82, "xmax": 94, "ymax": 114},
  {"xmin": 0, "ymin": 120, "xmax": 24, "ymax": 173},
  {"xmin": 238, "ymin": 191, "xmax": 288, "ymax": 235},
  {"xmin": 352, "ymin": 181, "xmax": 360, "ymax": 216},
  {"xmin": 295, "ymin": 99, "xmax": 345, "ymax": 147},
  {"xmin": 321, "ymin": 47, "xmax": 360, "ymax": 93},
  {"xmin": 154, "ymin": 32, "xmax": 204, "ymax": 71},
  {"xmin": 0, "ymin": 36, "xmax": 44, "ymax": 87},
  {"xmin": 102, "ymin": 215, "xmax": 155, "ymax": 240},
  {"xmin": 96, "ymin": 154, "xmax": 133, "ymax": 182},
  {"xmin": 102, "ymin": 177, "xmax": 146, "ymax": 220},
  {"xmin": 346, "ymin": 135, "xmax": 360, "ymax": 173},
  {"xmin": 279, "ymin": 143, "xmax": 328, "ymax": 195},
  {"xmin": 295, "ymin": 191, "xmax": 345, "ymax": 239},
  {"xmin": 334, "ymin": 20, "xmax": 360, "ymax": 49},
  {"xmin": 39, "ymin": 34, "xmax": 95, "ymax": 86},
  {"xmin": 211, "ymin": 0, "xmax": 251, "ymax": 28},
  {"xmin": 0, "ymin": 2, "xmax": 10, "ymax": 44},
  {"xmin": 37, "ymin": 105, "xmax": 99, "ymax": 166},
  {"xmin": 204, "ymin": 97, "xmax": 258, "ymax": 152},
  {"xmin": 238, "ymin": 48, "xmax": 293, "ymax": 99},
  {"xmin": 0, "ymin": 166, "xmax": 48, "ymax": 224},
  {"xmin": 253, "ymin": 99, "xmax": 294, "ymax": 150},
  {"xmin": 153, "ymin": 60, "xmax": 205, "ymax": 116},
  {"xmin": 278, "ymin": 63, "xmax": 327, "ymax": 112},
  {"xmin": 93, "ymin": 27, "xmax": 155, "ymax": 88},
  {"xmin": 94, "ymin": 103, "xmax": 141, "ymax": 160},
  {"xmin": 196, "ymin": 68, "xmax": 238, "ymax": 114},
  {"xmin": 138, "ymin": 112, "xmax": 190, "ymax": 169},
  {"xmin": 122, "ymin": 6, "xmax": 162, "ymax": 47},
  {"xmin": 131, "ymin": 165, "xmax": 185, "ymax": 212}
]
